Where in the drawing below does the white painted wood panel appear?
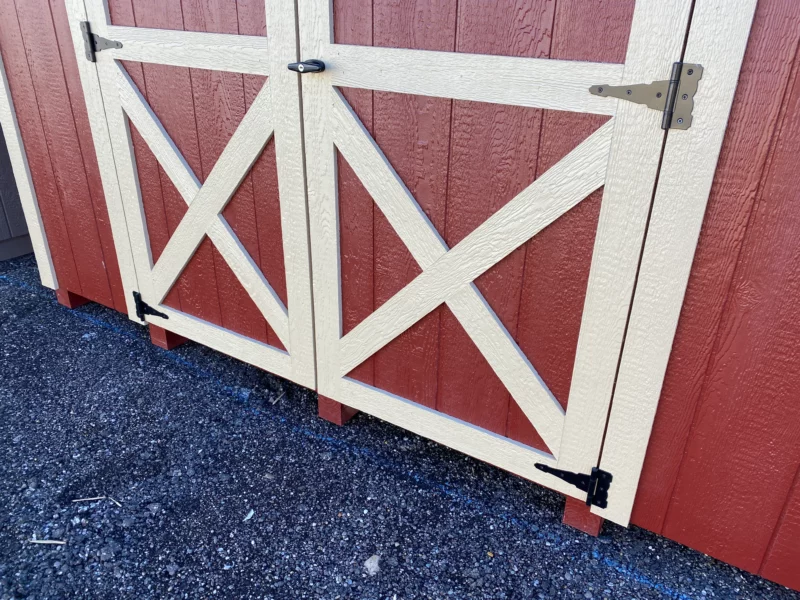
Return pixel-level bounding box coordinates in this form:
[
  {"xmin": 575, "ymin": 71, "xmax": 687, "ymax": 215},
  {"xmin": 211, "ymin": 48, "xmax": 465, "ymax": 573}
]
[
  {"xmin": 594, "ymin": 0, "xmax": 759, "ymax": 525},
  {"xmin": 0, "ymin": 53, "xmax": 57, "ymax": 289},
  {"xmin": 105, "ymin": 26, "xmax": 270, "ymax": 75},
  {"xmin": 326, "ymin": 44, "xmax": 622, "ymax": 116},
  {"xmin": 556, "ymin": 0, "xmax": 695, "ymax": 480}
]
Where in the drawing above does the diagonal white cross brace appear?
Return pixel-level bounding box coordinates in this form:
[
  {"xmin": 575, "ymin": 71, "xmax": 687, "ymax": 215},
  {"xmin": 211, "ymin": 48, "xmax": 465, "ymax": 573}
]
[
  {"xmin": 328, "ymin": 89, "xmax": 612, "ymax": 454},
  {"xmin": 113, "ymin": 65, "xmax": 290, "ymax": 348}
]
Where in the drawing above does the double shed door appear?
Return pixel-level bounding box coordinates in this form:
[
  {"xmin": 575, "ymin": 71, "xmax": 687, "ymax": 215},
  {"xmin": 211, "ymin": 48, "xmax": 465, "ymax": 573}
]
[{"xmin": 68, "ymin": 0, "xmax": 755, "ymax": 525}]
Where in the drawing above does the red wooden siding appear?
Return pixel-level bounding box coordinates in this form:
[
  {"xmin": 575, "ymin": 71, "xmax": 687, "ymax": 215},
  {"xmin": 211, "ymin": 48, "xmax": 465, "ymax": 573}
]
[
  {"xmin": 0, "ymin": 0, "xmax": 125, "ymax": 311},
  {"xmin": 630, "ymin": 0, "xmax": 800, "ymax": 588},
  {"xmin": 1, "ymin": 0, "xmax": 799, "ymax": 590}
]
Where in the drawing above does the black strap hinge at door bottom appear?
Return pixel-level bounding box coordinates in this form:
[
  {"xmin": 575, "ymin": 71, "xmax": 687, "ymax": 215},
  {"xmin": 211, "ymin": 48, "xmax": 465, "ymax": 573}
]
[
  {"xmin": 133, "ymin": 291, "xmax": 168, "ymax": 322},
  {"xmin": 534, "ymin": 463, "xmax": 613, "ymax": 509}
]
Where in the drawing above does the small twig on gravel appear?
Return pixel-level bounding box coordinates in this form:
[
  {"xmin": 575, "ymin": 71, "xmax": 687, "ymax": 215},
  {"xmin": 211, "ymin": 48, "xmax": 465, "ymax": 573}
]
[
  {"xmin": 108, "ymin": 496, "xmax": 122, "ymax": 507},
  {"xmin": 29, "ymin": 539, "xmax": 66, "ymax": 545},
  {"xmin": 71, "ymin": 496, "xmax": 106, "ymax": 503},
  {"xmin": 243, "ymin": 509, "xmax": 255, "ymax": 522},
  {"xmin": 271, "ymin": 391, "xmax": 285, "ymax": 405}
]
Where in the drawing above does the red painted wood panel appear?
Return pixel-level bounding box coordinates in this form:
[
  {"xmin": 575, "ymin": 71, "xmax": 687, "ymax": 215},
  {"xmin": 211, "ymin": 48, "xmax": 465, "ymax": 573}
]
[
  {"xmin": 115, "ymin": 0, "xmax": 225, "ymax": 325},
  {"xmin": 506, "ymin": 0, "xmax": 633, "ymax": 449},
  {"xmin": 238, "ymin": 0, "xmax": 288, "ymax": 350},
  {"xmin": 658, "ymin": 47, "xmax": 800, "ymax": 573},
  {"xmin": 760, "ymin": 467, "xmax": 800, "ymax": 590},
  {"xmin": 182, "ymin": 0, "xmax": 271, "ymax": 345},
  {"xmin": 435, "ymin": 0, "xmax": 554, "ymax": 437},
  {"xmin": 370, "ymin": 0, "xmax": 455, "ymax": 408},
  {"xmin": 0, "ymin": 0, "xmax": 121, "ymax": 308},
  {"xmin": 335, "ymin": 0, "xmax": 375, "ymax": 386},
  {"xmin": 0, "ymin": 1, "xmax": 80, "ymax": 292},
  {"xmin": 13, "ymin": 0, "xmax": 113, "ymax": 305},
  {"xmin": 631, "ymin": 0, "xmax": 800, "ymax": 535},
  {"xmin": 48, "ymin": 0, "xmax": 126, "ymax": 312}
]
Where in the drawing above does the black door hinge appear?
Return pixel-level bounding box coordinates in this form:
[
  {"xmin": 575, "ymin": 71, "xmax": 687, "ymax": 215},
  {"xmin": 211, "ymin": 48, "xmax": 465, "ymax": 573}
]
[
  {"xmin": 589, "ymin": 62, "xmax": 703, "ymax": 130},
  {"xmin": 80, "ymin": 21, "xmax": 122, "ymax": 63},
  {"xmin": 535, "ymin": 464, "xmax": 613, "ymax": 508},
  {"xmin": 133, "ymin": 291, "xmax": 168, "ymax": 322}
]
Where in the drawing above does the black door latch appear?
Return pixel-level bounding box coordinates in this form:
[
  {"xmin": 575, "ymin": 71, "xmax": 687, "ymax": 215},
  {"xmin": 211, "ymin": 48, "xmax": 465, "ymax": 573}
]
[
  {"xmin": 535, "ymin": 464, "xmax": 613, "ymax": 508},
  {"xmin": 287, "ymin": 59, "xmax": 325, "ymax": 74}
]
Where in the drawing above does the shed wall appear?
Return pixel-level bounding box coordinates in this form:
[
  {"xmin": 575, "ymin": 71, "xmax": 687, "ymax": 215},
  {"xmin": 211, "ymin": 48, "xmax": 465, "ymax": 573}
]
[{"xmin": 0, "ymin": 0, "xmax": 797, "ymax": 590}]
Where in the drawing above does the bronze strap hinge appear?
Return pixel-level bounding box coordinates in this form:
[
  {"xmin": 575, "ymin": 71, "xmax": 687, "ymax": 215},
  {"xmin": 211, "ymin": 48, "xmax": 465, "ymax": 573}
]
[
  {"xmin": 80, "ymin": 21, "xmax": 122, "ymax": 63},
  {"xmin": 590, "ymin": 62, "xmax": 703, "ymax": 130}
]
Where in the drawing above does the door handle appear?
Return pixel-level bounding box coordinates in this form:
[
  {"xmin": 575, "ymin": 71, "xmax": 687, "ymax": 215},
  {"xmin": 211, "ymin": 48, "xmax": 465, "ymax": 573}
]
[{"xmin": 287, "ymin": 59, "xmax": 325, "ymax": 74}]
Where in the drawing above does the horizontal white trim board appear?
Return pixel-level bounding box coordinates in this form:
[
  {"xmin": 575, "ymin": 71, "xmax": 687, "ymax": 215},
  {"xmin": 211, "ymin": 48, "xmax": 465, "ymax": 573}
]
[
  {"xmin": 103, "ymin": 26, "xmax": 270, "ymax": 75},
  {"xmin": 326, "ymin": 44, "xmax": 623, "ymax": 115}
]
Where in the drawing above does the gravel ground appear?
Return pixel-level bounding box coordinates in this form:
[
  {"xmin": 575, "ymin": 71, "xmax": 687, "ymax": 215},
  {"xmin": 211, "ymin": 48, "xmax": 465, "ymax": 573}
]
[{"xmin": 1, "ymin": 254, "xmax": 796, "ymax": 600}]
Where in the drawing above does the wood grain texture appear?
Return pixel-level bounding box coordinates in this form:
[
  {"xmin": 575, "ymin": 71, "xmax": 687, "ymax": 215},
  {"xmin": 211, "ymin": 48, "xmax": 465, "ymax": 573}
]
[
  {"xmin": 556, "ymin": 0, "xmax": 693, "ymax": 477},
  {"xmin": 326, "ymin": 44, "xmax": 622, "ymax": 115},
  {"xmin": 0, "ymin": 0, "xmax": 96, "ymax": 300},
  {"xmin": 122, "ymin": 0, "xmax": 224, "ymax": 325},
  {"xmin": 659, "ymin": 44, "xmax": 800, "ymax": 571},
  {"xmin": 562, "ymin": 497, "xmax": 603, "ymax": 536},
  {"xmin": 334, "ymin": 0, "xmax": 374, "ymax": 387},
  {"xmin": 13, "ymin": 0, "xmax": 115, "ymax": 306},
  {"xmin": 370, "ymin": 0, "xmax": 455, "ymax": 409},
  {"xmin": 180, "ymin": 0, "xmax": 271, "ymax": 346},
  {"xmin": 239, "ymin": 0, "xmax": 287, "ymax": 351},
  {"xmin": 596, "ymin": 0, "xmax": 759, "ymax": 526},
  {"xmin": 49, "ymin": 0, "xmax": 127, "ymax": 312},
  {"xmin": 105, "ymin": 25, "xmax": 270, "ymax": 75},
  {"xmin": 435, "ymin": 0, "xmax": 554, "ymax": 442},
  {"xmin": 507, "ymin": 0, "xmax": 633, "ymax": 450},
  {"xmin": 631, "ymin": 0, "xmax": 800, "ymax": 535},
  {"xmin": 760, "ymin": 467, "xmax": 800, "ymax": 590},
  {"xmin": 0, "ymin": 52, "xmax": 57, "ymax": 288}
]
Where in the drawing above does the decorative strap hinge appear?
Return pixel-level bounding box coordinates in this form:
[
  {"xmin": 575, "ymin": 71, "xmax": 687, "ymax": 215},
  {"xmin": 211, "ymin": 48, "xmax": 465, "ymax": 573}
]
[
  {"xmin": 133, "ymin": 291, "xmax": 168, "ymax": 322},
  {"xmin": 590, "ymin": 62, "xmax": 703, "ymax": 130},
  {"xmin": 535, "ymin": 463, "xmax": 613, "ymax": 509},
  {"xmin": 80, "ymin": 21, "xmax": 122, "ymax": 63}
]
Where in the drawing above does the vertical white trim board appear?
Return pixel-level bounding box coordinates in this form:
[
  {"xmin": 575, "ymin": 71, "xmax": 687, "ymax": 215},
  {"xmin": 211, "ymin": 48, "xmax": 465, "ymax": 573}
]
[
  {"xmin": 0, "ymin": 52, "xmax": 57, "ymax": 289},
  {"xmin": 594, "ymin": 0, "xmax": 759, "ymax": 525}
]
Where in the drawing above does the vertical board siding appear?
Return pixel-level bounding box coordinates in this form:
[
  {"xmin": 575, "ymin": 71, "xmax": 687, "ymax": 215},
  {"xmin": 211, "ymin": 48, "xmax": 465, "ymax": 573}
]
[
  {"xmin": 48, "ymin": 0, "xmax": 126, "ymax": 311},
  {"xmin": 631, "ymin": 0, "xmax": 800, "ymax": 535},
  {"xmin": 659, "ymin": 43, "xmax": 800, "ymax": 573},
  {"xmin": 507, "ymin": 0, "xmax": 633, "ymax": 449},
  {"xmin": 760, "ymin": 467, "xmax": 800, "ymax": 589},
  {"xmin": 435, "ymin": 0, "xmax": 553, "ymax": 439},
  {"xmin": 0, "ymin": 0, "xmax": 121, "ymax": 306},
  {"xmin": 109, "ymin": 0, "xmax": 286, "ymax": 348},
  {"xmin": 370, "ymin": 0, "xmax": 454, "ymax": 408},
  {"xmin": 334, "ymin": 0, "xmax": 375, "ymax": 386}
]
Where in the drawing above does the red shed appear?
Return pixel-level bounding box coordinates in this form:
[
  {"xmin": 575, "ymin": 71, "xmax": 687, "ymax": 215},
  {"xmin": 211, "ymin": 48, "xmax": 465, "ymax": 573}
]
[{"xmin": 0, "ymin": 0, "xmax": 797, "ymax": 591}]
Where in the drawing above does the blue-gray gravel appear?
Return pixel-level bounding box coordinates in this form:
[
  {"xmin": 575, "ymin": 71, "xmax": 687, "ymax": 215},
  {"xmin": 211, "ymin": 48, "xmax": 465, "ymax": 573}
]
[{"xmin": 1, "ymin": 254, "xmax": 796, "ymax": 600}]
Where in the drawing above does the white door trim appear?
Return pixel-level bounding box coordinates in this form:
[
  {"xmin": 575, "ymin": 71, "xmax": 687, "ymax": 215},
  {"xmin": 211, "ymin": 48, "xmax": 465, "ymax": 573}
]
[
  {"xmin": 0, "ymin": 52, "xmax": 57, "ymax": 289},
  {"xmin": 594, "ymin": 0, "xmax": 759, "ymax": 525},
  {"xmin": 66, "ymin": 0, "xmax": 316, "ymax": 389}
]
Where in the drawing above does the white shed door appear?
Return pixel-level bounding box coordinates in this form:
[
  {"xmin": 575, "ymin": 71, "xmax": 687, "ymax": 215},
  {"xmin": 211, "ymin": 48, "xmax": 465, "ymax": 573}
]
[
  {"xmin": 66, "ymin": 0, "xmax": 316, "ymax": 388},
  {"xmin": 297, "ymin": 0, "xmax": 754, "ymax": 525}
]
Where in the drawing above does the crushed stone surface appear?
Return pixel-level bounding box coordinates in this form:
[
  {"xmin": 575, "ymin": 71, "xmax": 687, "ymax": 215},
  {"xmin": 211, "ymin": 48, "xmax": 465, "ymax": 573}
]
[{"xmin": 1, "ymin": 255, "xmax": 796, "ymax": 599}]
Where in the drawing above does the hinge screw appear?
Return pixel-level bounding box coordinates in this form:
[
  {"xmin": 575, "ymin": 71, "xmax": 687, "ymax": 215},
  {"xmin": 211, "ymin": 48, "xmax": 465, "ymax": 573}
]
[
  {"xmin": 677, "ymin": 118, "xmax": 684, "ymax": 124},
  {"xmin": 687, "ymin": 69, "xmax": 694, "ymax": 75}
]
